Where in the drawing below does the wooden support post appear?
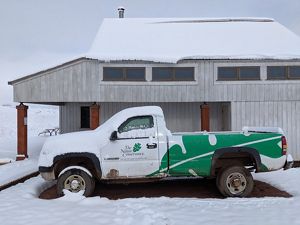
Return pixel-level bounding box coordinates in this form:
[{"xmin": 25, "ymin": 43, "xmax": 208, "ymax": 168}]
[
  {"xmin": 200, "ymin": 103, "xmax": 210, "ymax": 131},
  {"xmin": 16, "ymin": 103, "xmax": 28, "ymax": 161},
  {"xmin": 90, "ymin": 103, "xmax": 100, "ymax": 130}
]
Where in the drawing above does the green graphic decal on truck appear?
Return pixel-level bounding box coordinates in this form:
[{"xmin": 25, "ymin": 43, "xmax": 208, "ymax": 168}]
[{"xmin": 151, "ymin": 132, "xmax": 283, "ymax": 177}]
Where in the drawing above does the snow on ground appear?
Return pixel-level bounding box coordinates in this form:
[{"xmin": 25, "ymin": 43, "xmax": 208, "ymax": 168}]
[
  {"xmin": 0, "ymin": 103, "xmax": 58, "ymax": 185},
  {"xmin": 0, "ymin": 103, "xmax": 299, "ymax": 225},
  {"xmin": 0, "ymin": 169, "xmax": 299, "ymax": 225},
  {"xmin": 0, "ymin": 137, "xmax": 45, "ymax": 185}
]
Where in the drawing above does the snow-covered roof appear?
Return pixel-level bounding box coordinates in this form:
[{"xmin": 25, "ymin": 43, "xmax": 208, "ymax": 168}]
[
  {"xmin": 85, "ymin": 17, "xmax": 300, "ymax": 63},
  {"xmin": 8, "ymin": 17, "xmax": 300, "ymax": 85}
]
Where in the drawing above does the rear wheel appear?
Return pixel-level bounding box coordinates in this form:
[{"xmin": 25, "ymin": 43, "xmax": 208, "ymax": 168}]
[
  {"xmin": 216, "ymin": 166, "xmax": 253, "ymax": 197},
  {"xmin": 57, "ymin": 168, "xmax": 95, "ymax": 197}
]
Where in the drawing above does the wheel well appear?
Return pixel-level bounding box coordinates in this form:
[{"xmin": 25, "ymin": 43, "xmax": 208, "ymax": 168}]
[
  {"xmin": 211, "ymin": 148, "xmax": 261, "ymax": 176},
  {"xmin": 53, "ymin": 154, "xmax": 101, "ymax": 180}
]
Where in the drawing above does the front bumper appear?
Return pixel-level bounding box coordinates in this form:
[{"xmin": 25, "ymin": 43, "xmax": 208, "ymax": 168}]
[
  {"xmin": 284, "ymin": 154, "xmax": 294, "ymax": 170},
  {"xmin": 39, "ymin": 166, "xmax": 55, "ymax": 181}
]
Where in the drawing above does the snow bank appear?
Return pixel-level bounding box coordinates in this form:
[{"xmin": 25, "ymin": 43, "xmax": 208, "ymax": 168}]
[
  {"xmin": 0, "ymin": 104, "xmax": 58, "ymax": 186},
  {"xmin": 0, "ymin": 137, "xmax": 46, "ymax": 186},
  {"xmin": 254, "ymin": 168, "xmax": 300, "ymax": 197}
]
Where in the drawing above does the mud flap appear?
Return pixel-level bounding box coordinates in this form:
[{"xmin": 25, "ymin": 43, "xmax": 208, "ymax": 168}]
[{"xmin": 284, "ymin": 154, "xmax": 294, "ymax": 170}]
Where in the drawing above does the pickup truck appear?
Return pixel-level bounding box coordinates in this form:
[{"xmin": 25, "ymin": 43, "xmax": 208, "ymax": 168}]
[{"xmin": 38, "ymin": 106, "xmax": 293, "ymax": 197}]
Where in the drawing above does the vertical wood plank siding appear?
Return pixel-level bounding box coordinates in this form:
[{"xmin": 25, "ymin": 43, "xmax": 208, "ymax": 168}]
[
  {"xmin": 12, "ymin": 59, "xmax": 300, "ymax": 103},
  {"xmin": 13, "ymin": 60, "xmax": 100, "ymax": 102}
]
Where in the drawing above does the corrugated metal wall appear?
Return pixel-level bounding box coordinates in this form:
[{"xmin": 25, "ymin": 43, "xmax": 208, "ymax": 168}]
[{"xmin": 231, "ymin": 101, "xmax": 300, "ymax": 160}]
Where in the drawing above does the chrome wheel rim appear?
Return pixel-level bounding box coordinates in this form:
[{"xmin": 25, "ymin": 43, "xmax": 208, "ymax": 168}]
[
  {"xmin": 226, "ymin": 172, "xmax": 247, "ymax": 195},
  {"xmin": 64, "ymin": 175, "xmax": 86, "ymax": 193}
]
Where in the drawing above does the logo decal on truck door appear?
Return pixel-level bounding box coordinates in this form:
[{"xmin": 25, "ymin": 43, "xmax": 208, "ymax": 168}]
[
  {"xmin": 133, "ymin": 143, "xmax": 141, "ymax": 152},
  {"xmin": 120, "ymin": 144, "xmax": 144, "ymax": 159}
]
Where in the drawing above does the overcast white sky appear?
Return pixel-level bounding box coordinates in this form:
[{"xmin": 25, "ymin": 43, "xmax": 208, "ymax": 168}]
[{"xmin": 1, "ymin": 0, "xmax": 300, "ymax": 103}]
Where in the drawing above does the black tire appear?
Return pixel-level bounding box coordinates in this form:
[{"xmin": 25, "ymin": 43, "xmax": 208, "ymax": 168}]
[
  {"xmin": 216, "ymin": 166, "xmax": 254, "ymax": 197},
  {"xmin": 57, "ymin": 168, "xmax": 95, "ymax": 197}
]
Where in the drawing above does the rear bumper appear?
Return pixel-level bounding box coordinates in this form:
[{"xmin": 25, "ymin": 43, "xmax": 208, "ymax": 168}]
[{"xmin": 284, "ymin": 154, "xmax": 294, "ymax": 170}]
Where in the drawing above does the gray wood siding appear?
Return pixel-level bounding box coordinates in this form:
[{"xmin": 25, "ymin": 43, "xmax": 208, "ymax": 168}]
[
  {"xmin": 97, "ymin": 60, "xmax": 300, "ymax": 103},
  {"xmin": 12, "ymin": 59, "xmax": 300, "ymax": 103},
  {"xmin": 231, "ymin": 101, "xmax": 300, "ymax": 160},
  {"xmin": 60, "ymin": 102, "xmax": 226, "ymax": 134},
  {"xmin": 60, "ymin": 102, "xmax": 92, "ymax": 133},
  {"xmin": 101, "ymin": 102, "xmax": 201, "ymax": 132},
  {"xmin": 13, "ymin": 60, "xmax": 100, "ymax": 103}
]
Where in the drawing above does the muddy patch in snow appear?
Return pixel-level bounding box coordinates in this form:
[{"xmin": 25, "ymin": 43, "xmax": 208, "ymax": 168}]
[{"xmin": 39, "ymin": 178, "xmax": 292, "ymax": 200}]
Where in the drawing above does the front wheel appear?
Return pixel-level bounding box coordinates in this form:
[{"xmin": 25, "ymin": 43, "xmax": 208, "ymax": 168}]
[
  {"xmin": 57, "ymin": 168, "xmax": 95, "ymax": 197},
  {"xmin": 216, "ymin": 166, "xmax": 254, "ymax": 197}
]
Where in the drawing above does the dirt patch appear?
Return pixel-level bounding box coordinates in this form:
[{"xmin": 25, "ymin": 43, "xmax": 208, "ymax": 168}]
[
  {"xmin": 39, "ymin": 178, "xmax": 292, "ymax": 200},
  {"xmin": 293, "ymin": 161, "xmax": 300, "ymax": 168}
]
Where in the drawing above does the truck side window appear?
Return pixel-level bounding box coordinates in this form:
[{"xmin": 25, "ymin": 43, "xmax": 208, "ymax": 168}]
[{"xmin": 118, "ymin": 116, "xmax": 154, "ymax": 133}]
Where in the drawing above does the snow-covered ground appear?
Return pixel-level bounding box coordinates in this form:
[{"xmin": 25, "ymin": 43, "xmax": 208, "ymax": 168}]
[
  {"xmin": 0, "ymin": 104, "xmax": 58, "ymax": 185},
  {"xmin": 0, "ymin": 103, "xmax": 299, "ymax": 225},
  {"xmin": 0, "ymin": 103, "xmax": 58, "ymax": 159},
  {"xmin": 0, "ymin": 103, "xmax": 59, "ymax": 141},
  {"xmin": 0, "ymin": 169, "xmax": 298, "ymax": 225}
]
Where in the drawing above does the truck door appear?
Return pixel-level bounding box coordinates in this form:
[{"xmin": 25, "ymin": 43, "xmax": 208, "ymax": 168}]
[{"xmin": 101, "ymin": 115, "xmax": 160, "ymax": 178}]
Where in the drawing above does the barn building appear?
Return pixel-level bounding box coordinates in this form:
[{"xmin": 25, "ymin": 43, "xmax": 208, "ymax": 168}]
[{"xmin": 8, "ymin": 15, "xmax": 300, "ymax": 161}]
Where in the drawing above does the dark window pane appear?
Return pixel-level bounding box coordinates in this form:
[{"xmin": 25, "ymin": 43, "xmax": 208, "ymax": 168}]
[
  {"xmin": 118, "ymin": 116, "xmax": 154, "ymax": 133},
  {"xmin": 126, "ymin": 68, "xmax": 145, "ymax": 81},
  {"xmin": 81, "ymin": 107, "xmax": 90, "ymax": 128},
  {"xmin": 289, "ymin": 66, "xmax": 300, "ymax": 79},
  {"xmin": 218, "ymin": 67, "xmax": 238, "ymax": 80},
  {"xmin": 103, "ymin": 68, "xmax": 123, "ymax": 81},
  {"xmin": 174, "ymin": 68, "xmax": 194, "ymax": 81},
  {"xmin": 152, "ymin": 68, "xmax": 173, "ymax": 81},
  {"xmin": 239, "ymin": 67, "xmax": 260, "ymax": 80},
  {"xmin": 267, "ymin": 66, "xmax": 286, "ymax": 79}
]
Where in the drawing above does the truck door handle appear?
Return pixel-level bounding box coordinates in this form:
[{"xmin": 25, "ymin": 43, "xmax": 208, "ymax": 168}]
[{"xmin": 146, "ymin": 143, "xmax": 157, "ymax": 149}]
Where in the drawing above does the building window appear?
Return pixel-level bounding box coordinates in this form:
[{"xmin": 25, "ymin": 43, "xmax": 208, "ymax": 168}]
[
  {"xmin": 267, "ymin": 66, "xmax": 300, "ymax": 80},
  {"xmin": 218, "ymin": 66, "xmax": 260, "ymax": 80},
  {"xmin": 118, "ymin": 116, "xmax": 154, "ymax": 133},
  {"xmin": 152, "ymin": 67, "xmax": 194, "ymax": 81},
  {"xmin": 103, "ymin": 67, "xmax": 145, "ymax": 81},
  {"xmin": 81, "ymin": 107, "xmax": 90, "ymax": 128}
]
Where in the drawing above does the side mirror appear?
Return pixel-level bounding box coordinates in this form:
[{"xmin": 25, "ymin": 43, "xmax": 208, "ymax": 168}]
[{"xmin": 110, "ymin": 131, "xmax": 118, "ymax": 141}]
